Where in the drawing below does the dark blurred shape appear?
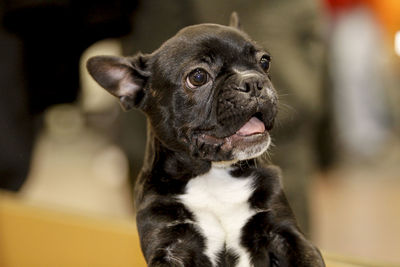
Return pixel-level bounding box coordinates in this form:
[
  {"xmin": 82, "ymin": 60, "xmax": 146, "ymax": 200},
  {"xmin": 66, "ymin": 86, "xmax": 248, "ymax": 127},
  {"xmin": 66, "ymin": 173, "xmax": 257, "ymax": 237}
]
[
  {"xmin": 0, "ymin": 0, "xmax": 138, "ymax": 191},
  {"xmin": 122, "ymin": 0, "xmax": 198, "ymax": 55},
  {"xmin": 3, "ymin": 0, "xmax": 138, "ymax": 114},
  {"xmin": 0, "ymin": 25, "xmax": 34, "ymax": 191}
]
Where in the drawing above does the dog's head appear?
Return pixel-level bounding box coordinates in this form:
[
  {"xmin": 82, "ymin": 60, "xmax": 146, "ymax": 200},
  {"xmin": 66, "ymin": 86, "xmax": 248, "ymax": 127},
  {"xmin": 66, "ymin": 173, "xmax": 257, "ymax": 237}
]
[{"xmin": 87, "ymin": 13, "xmax": 277, "ymax": 163}]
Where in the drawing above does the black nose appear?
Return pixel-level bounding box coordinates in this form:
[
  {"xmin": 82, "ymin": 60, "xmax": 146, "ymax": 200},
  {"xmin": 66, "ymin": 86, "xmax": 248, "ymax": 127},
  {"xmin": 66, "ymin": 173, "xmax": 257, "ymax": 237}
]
[{"xmin": 235, "ymin": 75, "xmax": 265, "ymax": 96}]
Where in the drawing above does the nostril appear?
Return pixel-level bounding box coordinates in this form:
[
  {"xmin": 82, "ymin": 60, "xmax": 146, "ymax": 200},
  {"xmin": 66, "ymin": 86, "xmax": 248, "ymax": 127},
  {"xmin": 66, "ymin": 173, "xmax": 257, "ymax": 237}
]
[
  {"xmin": 245, "ymin": 83, "xmax": 251, "ymax": 92},
  {"xmin": 257, "ymin": 81, "xmax": 263, "ymax": 90},
  {"xmin": 234, "ymin": 79, "xmax": 264, "ymax": 93}
]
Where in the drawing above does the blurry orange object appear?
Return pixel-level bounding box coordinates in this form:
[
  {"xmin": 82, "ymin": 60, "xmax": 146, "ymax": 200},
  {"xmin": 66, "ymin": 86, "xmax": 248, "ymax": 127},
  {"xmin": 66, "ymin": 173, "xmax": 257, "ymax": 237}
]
[
  {"xmin": 366, "ymin": 0, "xmax": 400, "ymax": 38},
  {"xmin": 325, "ymin": 0, "xmax": 400, "ymax": 54},
  {"xmin": 0, "ymin": 193, "xmax": 147, "ymax": 267}
]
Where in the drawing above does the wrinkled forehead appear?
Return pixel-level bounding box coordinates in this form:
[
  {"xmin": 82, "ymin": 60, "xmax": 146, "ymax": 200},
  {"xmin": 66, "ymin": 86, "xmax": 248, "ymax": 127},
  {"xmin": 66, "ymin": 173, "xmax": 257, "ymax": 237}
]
[{"xmin": 152, "ymin": 24, "xmax": 262, "ymax": 73}]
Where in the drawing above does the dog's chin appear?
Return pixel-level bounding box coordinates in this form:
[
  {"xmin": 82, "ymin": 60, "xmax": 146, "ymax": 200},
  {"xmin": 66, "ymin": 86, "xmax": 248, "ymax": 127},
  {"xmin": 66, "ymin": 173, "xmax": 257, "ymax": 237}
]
[
  {"xmin": 229, "ymin": 132, "xmax": 271, "ymax": 161},
  {"xmin": 194, "ymin": 117, "xmax": 271, "ymax": 163}
]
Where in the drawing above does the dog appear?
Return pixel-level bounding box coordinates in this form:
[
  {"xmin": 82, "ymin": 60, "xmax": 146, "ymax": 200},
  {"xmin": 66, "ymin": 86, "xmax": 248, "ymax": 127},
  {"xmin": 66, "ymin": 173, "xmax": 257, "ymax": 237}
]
[{"xmin": 87, "ymin": 12, "xmax": 325, "ymax": 267}]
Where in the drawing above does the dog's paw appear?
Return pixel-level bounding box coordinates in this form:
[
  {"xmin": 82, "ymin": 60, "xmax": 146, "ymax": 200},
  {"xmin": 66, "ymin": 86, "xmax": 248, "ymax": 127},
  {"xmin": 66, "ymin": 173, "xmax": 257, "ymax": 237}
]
[
  {"xmin": 147, "ymin": 241, "xmax": 213, "ymax": 267},
  {"xmin": 149, "ymin": 251, "xmax": 184, "ymax": 267},
  {"xmin": 272, "ymin": 240, "xmax": 325, "ymax": 267}
]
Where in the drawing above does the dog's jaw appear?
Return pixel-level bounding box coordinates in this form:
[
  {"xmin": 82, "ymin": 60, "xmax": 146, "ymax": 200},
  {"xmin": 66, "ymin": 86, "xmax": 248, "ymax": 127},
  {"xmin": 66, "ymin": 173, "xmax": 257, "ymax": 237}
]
[
  {"xmin": 191, "ymin": 106, "xmax": 276, "ymax": 162},
  {"xmin": 195, "ymin": 127, "xmax": 271, "ymax": 163}
]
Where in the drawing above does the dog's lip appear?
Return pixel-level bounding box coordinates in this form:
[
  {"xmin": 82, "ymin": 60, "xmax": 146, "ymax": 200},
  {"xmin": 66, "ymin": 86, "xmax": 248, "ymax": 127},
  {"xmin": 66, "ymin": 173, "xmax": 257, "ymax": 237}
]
[
  {"xmin": 197, "ymin": 116, "xmax": 269, "ymax": 146},
  {"xmin": 197, "ymin": 131, "xmax": 269, "ymax": 150}
]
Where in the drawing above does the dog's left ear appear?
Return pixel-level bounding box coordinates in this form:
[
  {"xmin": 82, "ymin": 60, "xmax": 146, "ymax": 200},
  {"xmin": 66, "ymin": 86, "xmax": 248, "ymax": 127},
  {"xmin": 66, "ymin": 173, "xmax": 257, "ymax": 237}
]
[
  {"xmin": 229, "ymin": 12, "xmax": 241, "ymax": 30},
  {"xmin": 86, "ymin": 54, "xmax": 150, "ymax": 111}
]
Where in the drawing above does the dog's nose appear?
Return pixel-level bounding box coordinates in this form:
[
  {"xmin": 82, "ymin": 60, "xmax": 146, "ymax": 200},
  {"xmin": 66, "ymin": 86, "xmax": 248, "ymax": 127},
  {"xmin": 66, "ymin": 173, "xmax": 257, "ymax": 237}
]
[
  {"xmin": 236, "ymin": 77, "xmax": 264, "ymax": 94},
  {"xmin": 231, "ymin": 69, "xmax": 266, "ymax": 96},
  {"xmin": 234, "ymin": 76, "xmax": 266, "ymax": 98}
]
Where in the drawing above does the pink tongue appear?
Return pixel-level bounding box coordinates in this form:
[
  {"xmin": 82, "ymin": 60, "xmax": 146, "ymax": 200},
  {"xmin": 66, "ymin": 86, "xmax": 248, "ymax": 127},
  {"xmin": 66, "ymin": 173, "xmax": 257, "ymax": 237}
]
[{"xmin": 236, "ymin": 117, "xmax": 265, "ymax": 136}]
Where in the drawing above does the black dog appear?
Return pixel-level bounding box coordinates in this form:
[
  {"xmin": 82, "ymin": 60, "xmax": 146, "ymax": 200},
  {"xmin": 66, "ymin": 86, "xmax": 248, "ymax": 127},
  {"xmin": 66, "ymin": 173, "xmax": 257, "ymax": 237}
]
[{"xmin": 87, "ymin": 13, "xmax": 325, "ymax": 267}]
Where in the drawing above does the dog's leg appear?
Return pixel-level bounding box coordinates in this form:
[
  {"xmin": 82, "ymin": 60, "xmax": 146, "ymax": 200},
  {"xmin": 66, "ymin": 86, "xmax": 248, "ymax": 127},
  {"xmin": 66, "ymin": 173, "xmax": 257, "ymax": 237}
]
[
  {"xmin": 242, "ymin": 204, "xmax": 325, "ymax": 267},
  {"xmin": 136, "ymin": 199, "xmax": 213, "ymax": 267}
]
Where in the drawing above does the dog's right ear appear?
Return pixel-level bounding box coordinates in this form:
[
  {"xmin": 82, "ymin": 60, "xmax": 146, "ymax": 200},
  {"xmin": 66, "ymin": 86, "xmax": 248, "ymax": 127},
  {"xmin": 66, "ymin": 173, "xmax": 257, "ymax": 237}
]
[
  {"xmin": 86, "ymin": 54, "xmax": 150, "ymax": 111},
  {"xmin": 229, "ymin": 12, "xmax": 241, "ymax": 30}
]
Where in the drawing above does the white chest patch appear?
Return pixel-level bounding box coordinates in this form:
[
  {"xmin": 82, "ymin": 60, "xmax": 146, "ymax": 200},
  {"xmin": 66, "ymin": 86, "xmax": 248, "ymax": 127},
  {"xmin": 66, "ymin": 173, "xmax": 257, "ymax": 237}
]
[{"xmin": 179, "ymin": 167, "xmax": 256, "ymax": 267}]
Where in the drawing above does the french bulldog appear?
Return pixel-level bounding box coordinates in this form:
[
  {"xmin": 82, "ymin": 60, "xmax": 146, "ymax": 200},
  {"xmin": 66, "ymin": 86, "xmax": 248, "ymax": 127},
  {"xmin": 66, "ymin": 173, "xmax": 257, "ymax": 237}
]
[{"xmin": 87, "ymin": 12, "xmax": 325, "ymax": 267}]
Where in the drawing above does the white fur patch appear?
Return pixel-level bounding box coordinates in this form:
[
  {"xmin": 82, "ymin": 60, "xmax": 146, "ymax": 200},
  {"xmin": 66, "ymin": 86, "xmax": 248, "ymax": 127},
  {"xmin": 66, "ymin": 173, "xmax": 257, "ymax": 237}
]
[{"xmin": 179, "ymin": 167, "xmax": 256, "ymax": 267}]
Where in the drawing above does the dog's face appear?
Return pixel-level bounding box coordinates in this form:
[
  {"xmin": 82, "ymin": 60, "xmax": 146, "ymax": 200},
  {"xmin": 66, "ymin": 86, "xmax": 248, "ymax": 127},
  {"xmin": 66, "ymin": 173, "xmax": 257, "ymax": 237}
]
[{"xmin": 87, "ymin": 22, "xmax": 277, "ymax": 163}]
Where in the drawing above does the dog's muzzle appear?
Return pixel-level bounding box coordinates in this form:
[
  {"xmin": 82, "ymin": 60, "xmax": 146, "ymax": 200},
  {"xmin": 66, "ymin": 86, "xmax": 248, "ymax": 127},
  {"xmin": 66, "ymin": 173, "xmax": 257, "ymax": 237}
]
[{"xmin": 190, "ymin": 70, "xmax": 277, "ymax": 161}]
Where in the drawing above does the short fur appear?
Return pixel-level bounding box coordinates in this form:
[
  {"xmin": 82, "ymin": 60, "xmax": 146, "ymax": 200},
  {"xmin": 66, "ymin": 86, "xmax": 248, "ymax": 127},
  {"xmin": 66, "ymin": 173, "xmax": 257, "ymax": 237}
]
[{"xmin": 87, "ymin": 13, "xmax": 325, "ymax": 267}]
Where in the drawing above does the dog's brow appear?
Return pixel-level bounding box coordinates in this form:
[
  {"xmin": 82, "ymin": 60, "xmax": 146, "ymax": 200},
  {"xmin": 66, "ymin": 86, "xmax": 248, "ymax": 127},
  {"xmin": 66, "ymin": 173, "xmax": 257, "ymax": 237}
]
[
  {"xmin": 200, "ymin": 55, "xmax": 214, "ymax": 64},
  {"xmin": 242, "ymin": 44, "xmax": 257, "ymax": 56}
]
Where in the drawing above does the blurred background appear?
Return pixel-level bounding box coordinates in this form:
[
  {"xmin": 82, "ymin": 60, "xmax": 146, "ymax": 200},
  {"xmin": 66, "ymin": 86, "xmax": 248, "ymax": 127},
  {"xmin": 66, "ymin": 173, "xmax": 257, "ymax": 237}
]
[{"xmin": 0, "ymin": 0, "xmax": 399, "ymax": 265}]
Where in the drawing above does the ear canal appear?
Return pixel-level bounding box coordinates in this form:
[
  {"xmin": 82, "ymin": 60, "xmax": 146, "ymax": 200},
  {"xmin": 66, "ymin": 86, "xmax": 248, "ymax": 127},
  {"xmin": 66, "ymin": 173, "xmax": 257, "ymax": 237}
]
[
  {"xmin": 229, "ymin": 12, "xmax": 241, "ymax": 30},
  {"xmin": 86, "ymin": 54, "xmax": 149, "ymax": 111}
]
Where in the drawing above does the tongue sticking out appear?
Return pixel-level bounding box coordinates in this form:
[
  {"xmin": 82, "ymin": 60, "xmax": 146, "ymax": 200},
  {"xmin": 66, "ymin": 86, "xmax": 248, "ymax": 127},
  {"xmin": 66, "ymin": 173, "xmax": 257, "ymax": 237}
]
[{"xmin": 236, "ymin": 117, "xmax": 266, "ymax": 136}]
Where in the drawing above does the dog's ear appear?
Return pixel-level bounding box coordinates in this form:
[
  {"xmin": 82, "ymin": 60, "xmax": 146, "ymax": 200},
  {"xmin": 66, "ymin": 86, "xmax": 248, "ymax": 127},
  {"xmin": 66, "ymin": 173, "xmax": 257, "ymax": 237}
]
[
  {"xmin": 229, "ymin": 12, "xmax": 241, "ymax": 30},
  {"xmin": 86, "ymin": 54, "xmax": 150, "ymax": 111}
]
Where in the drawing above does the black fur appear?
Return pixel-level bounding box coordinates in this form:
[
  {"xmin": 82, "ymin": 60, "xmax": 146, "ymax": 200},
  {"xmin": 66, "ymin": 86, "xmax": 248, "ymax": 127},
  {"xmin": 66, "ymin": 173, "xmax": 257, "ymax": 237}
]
[{"xmin": 87, "ymin": 14, "xmax": 324, "ymax": 267}]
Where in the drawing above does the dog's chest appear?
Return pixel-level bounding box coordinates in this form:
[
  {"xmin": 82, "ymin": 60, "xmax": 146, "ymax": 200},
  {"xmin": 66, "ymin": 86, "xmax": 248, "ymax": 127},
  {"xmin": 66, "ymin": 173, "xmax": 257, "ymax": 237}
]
[{"xmin": 179, "ymin": 167, "xmax": 256, "ymax": 267}]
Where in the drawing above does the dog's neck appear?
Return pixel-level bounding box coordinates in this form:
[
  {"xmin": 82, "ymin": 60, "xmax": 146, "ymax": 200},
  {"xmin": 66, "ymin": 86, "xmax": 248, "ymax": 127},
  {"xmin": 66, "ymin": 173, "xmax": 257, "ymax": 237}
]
[
  {"xmin": 142, "ymin": 123, "xmax": 257, "ymax": 181},
  {"xmin": 142, "ymin": 125, "xmax": 212, "ymax": 180},
  {"xmin": 141, "ymin": 123, "xmax": 258, "ymax": 180}
]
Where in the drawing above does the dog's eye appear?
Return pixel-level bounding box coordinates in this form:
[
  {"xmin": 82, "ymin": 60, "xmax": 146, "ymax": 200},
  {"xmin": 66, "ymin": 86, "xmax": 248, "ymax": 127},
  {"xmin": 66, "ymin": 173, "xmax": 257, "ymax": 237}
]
[
  {"xmin": 186, "ymin": 68, "xmax": 208, "ymax": 88},
  {"xmin": 260, "ymin": 55, "xmax": 271, "ymax": 72}
]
